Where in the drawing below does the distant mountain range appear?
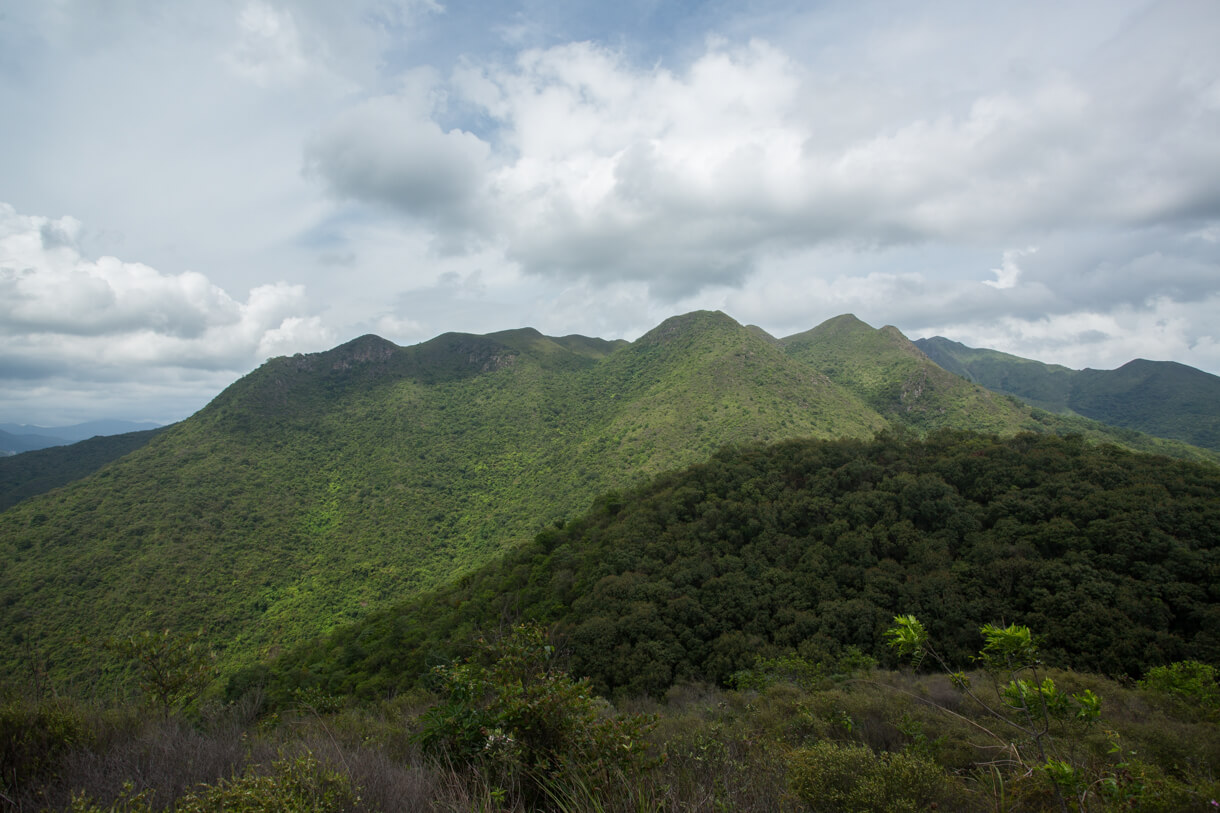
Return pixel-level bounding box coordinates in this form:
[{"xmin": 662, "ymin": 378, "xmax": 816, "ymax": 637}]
[
  {"xmin": 0, "ymin": 420, "xmax": 163, "ymax": 455},
  {"xmin": 1, "ymin": 312, "xmax": 1216, "ymax": 693},
  {"xmin": 915, "ymin": 337, "xmax": 1220, "ymax": 452}
]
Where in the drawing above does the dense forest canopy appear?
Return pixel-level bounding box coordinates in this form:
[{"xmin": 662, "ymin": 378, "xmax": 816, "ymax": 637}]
[{"xmin": 244, "ymin": 431, "xmax": 1220, "ymax": 704}]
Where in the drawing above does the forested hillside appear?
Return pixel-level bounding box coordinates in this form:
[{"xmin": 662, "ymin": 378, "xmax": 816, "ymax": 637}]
[
  {"xmin": 1, "ymin": 312, "xmax": 1214, "ymax": 696},
  {"xmin": 0, "ymin": 428, "xmax": 162, "ymax": 511},
  {"xmin": 243, "ymin": 431, "xmax": 1220, "ymax": 704},
  {"xmin": 917, "ymin": 336, "xmax": 1220, "ymax": 451},
  {"xmin": 0, "ymin": 312, "xmax": 883, "ymax": 690}
]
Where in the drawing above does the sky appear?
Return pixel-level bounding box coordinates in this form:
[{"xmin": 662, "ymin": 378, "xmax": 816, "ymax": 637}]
[{"xmin": 1, "ymin": 0, "xmax": 1219, "ymax": 425}]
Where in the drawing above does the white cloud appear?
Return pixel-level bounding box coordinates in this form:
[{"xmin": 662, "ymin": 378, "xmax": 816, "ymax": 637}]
[
  {"xmin": 310, "ymin": 21, "xmax": 1220, "ymax": 305},
  {"xmin": 372, "ymin": 314, "xmax": 424, "ymax": 342},
  {"xmin": 223, "ymin": 2, "xmax": 312, "ymax": 87},
  {"xmin": 0, "ymin": 203, "xmax": 335, "ymax": 377},
  {"xmin": 984, "ymin": 248, "xmax": 1036, "ymax": 290}
]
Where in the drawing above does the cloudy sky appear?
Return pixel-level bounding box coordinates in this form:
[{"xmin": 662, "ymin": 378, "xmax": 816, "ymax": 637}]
[{"xmin": 2, "ymin": 0, "xmax": 1219, "ymax": 425}]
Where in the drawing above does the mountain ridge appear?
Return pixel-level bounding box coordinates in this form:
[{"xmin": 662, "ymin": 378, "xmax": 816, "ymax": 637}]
[
  {"xmin": 2, "ymin": 311, "xmax": 1216, "ymax": 693},
  {"xmin": 915, "ymin": 336, "xmax": 1220, "ymax": 451}
]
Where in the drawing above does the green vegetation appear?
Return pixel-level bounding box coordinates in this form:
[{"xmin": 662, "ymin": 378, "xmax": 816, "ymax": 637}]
[
  {"xmin": 0, "ymin": 313, "xmax": 885, "ymax": 692},
  {"xmin": 783, "ymin": 315, "xmax": 1031, "ymax": 436},
  {"xmin": 0, "ymin": 428, "xmax": 162, "ymax": 511},
  {"xmin": 68, "ymin": 753, "xmax": 362, "ymax": 813},
  {"xmin": 799, "ymin": 318, "xmax": 1218, "ymax": 461},
  {"xmin": 917, "ymin": 336, "xmax": 1220, "ymax": 452},
  {"xmin": 1, "ymin": 312, "xmax": 1215, "ymax": 700},
  {"xmin": 103, "ymin": 629, "xmax": 216, "ymax": 718},
  {"xmin": 887, "ymin": 616, "xmax": 1102, "ymax": 812},
  {"xmin": 4, "ymin": 311, "xmax": 1220, "ymax": 810},
  {"xmin": 6, "ymin": 625, "xmax": 1218, "ymax": 811},
  {"xmin": 242, "ymin": 431, "xmax": 1220, "ymax": 708},
  {"xmin": 415, "ymin": 622, "xmax": 656, "ymax": 808}
]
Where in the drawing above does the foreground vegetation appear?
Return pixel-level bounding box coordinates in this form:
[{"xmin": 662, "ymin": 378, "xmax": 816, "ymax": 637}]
[{"xmin": 5, "ymin": 622, "xmax": 1219, "ymax": 811}]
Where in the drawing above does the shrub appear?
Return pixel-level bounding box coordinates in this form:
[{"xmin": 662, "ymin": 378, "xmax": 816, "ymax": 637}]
[
  {"xmin": 788, "ymin": 740, "xmax": 958, "ymax": 812},
  {"xmin": 415, "ymin": 623, "xmax": 656, "ymax": 807},
  {"xmin": 0, "ymin": 696, "xmax": 92, "ymax": 792},
  {"xmin": 104, "ymin": 629, "xmax": 215, "ymax": 717},
  {"xmin": 69, "ymin": 751, "xmax": 361, "ymax": 812},
  {"xmin": 1139, "ymin": 661, "xmax": 1220, "ymax": 718}
]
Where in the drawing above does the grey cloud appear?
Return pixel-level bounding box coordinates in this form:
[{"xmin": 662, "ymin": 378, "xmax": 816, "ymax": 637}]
[
  {"xmin": 39, "ymin": 219, "xmax": 79, "ymax": 250},
  {"xmin": 305, "ymin": 93, "xmax": 492, "ymax": 230},
  {"xmin": 0, "ymin": 369, "xmax": 235, "ymax": 426},
  {"xmin": 1011, "ymin": 230, "xmax": 1220, "ymax": 312},
  {"xmin": 310, "ymin": 15, "xmax": 1220, "ymax": 302}
]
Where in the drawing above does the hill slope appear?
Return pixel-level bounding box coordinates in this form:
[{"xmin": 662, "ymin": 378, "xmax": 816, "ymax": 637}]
[
  {"xmin": 243, "ymin": 431, "xmax": 1220, "ymax": 703},
  {"xmin": 0, "ymin": 428, "xmax": 163, "ymax": 511},
  {"xmin": 916, "ymin": 336, "xmax": 1220, "ymax": 452},
  {"xmin": 784, "ymin": 315, "xmax": 1038, "ymax": 435},
  {"xmin": 0, "ymin": 313, "xmax": 885, "ymax": 690},
  {"xmin": 791, "ymin": 318, "xmax": 1215, "ymax": 462},
  {"xmin": 1, "ymin": 311, "xmax": 1214, "ymax": 694}
]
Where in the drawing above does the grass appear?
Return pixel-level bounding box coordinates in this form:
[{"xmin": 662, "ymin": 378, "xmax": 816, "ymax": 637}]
[{"xmin": 7, "ymin": 659, "xmax": 1218, "ymax": 812}]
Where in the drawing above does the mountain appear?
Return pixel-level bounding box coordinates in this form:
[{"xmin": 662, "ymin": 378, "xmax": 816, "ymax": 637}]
[
  {"xmin": 784, "ymin": 315, "xmax": 1039, "ymax": 435},
  {"xmin": 0, "ymin": 312, "xmax": 881, "ymax": 689},
  {"xmin": 0, "ymin": 428, "xmax": 164, "ymax": 511},
  {"xmin": 788, "ymin": 317, "xmax": 1215, "ymax": 461},
  {"xmin": 0, "ymin": 428, "xmax": 68, "ymax": 455},
  {"xmin": 915, "ymin": 337, "xmax": 1220, "ymax": 452},
  {"xmin": 1, "ymin": 311, "xmax": 1214, "ymax": 693},
  {"xmin": 244, "ymin": 431, "xmax": 1220, "ymax": 703},
  {"xmin": 0, "ymin": 420, "xmax": 164, "ymax": 454}
]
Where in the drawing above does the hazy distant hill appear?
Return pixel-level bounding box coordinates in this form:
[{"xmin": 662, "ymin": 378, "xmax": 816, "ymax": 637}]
[
  {"xmin": 1, "ymin": 311, "xmax": 1213, "ymax": 691},
  {"xmin": 915, "ymin": 337, "xmax": 1220, "ymax": 452},
  {"xmin": 0, "ymin": 428, "xmax": 68, "ymax": 455},
  {"xmin": 0, "ymin": 420, "xmax": 163, "ymax": 455}
]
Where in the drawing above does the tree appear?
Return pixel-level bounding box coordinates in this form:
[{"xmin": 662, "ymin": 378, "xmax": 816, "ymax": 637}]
[{"xmin": 106, "ymin": 629, "xmax": 215, "ymax": 717}]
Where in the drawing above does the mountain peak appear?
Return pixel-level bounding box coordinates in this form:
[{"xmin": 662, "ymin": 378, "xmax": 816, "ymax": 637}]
[
  {"xmin": 326, "ymin": 334, "xmax": 399, "ymax": 367},
  {"xmin": 637, "ymin": 310, "xmax": 742, "ymax": 346},
  {"xmin": 813, "ymin": 313, "xmax": 872, "ymax": 332}
]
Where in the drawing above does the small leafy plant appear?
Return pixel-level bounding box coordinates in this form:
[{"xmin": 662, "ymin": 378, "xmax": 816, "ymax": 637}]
[{"xmin": 886, "ymin": 615, "xmax": 1102, "ymax": 812}]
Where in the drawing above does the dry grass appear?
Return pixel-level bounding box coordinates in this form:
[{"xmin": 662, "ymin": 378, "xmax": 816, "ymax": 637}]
[{"xmin": 6, "ymin": 667, "xmax": 1220, "ymax": 812}]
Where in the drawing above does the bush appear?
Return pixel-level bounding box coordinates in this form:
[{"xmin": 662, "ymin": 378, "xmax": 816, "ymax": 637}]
[
  {"xmin": 0, "ymin": 696, "xmax": 92, "ymax": 792},
  {"xmin": 416, "ymin": 623, "xmax": 656, "ymax": 807},
  {"xmin": 69, "ymin": 752, "xmax": 361, "ymax": 812},
  {"xmin": 788, "ymin": 740, "xmax": 959, "ymax": 812},
  {"xmin": 1139, "ymin": 661, "xmax": 1220, "ymax": 718}
]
